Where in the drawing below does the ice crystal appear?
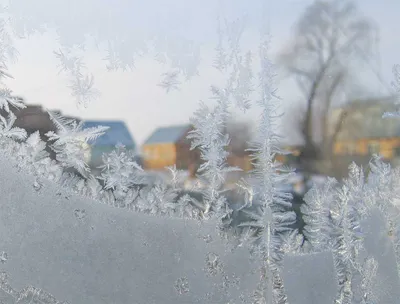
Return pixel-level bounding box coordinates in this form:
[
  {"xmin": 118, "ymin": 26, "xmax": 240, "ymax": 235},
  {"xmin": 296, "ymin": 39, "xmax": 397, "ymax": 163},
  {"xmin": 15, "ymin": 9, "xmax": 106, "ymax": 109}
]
[
  {"xmin": 33, "ymin": 178, "xmax": 43, "ymax": 192},
  {"xmin": 230, "ymin": 22, "xmax": 296, "ymax": 304},
  {"xmin": 0, "ymin": 272, "xmax": 67, "ymax": 304},
  {"xmin": 174, "ymin": 277, "xmax": 190, "ymax": 295},
  {"xmin": 158, "ymin": 70, "xmax": 181, "ymax": 93},
  {"xmin": 0, "ymin": 251, "xmax": 7, "ymax": 264},
  {"xmin": 188, "ymin": 101, "xmax": 238, "ymax": 218},
  {"xmin": 213, "ymin": 16, "xmax": 228, "ymax": 72},
  {"xmin": 0, "ymin": 88, "xmax": 25, "ymax": 113},
  {"xmin": 69, "ymin": 74, "xmax": 100, "ymax": 108},
  {"xmin": 46, "ymin": 111, "xmax": 109, "ymax": 177},
  {"xmin": 54, "ymin": 48, "xmax": 85, "ymax": 76},
  {"xmin": 104, "ymin": 39, "xmax": 136, "ymax": 72},
  {"xmin": 302, "ymin": 177, "xmax": 338, "ymax": 251},
  {"xmin": 0, "ymin": 111, "xmax": 27, "ymax": 140},
  {"xmin": 54, "ymin": 48, "xmax": 99, "ymax": 107},
  {"xmin": 202, "ymin": 234, "xmax": 213, "ymax": 244},
  {"xmin": 0, "ymin": 20, "xmax": 18, "ymax": 82},
  {"xmin": 367, "ymin": 155, "xmax": 400, "ymax": 278},
  {"xmin": 97, "ymin": 143, "xmax": 145, "ymax": 193},
  {"xmin": 360, "ymin": 257, "xmax": 378, "ymax": 304},
  {"xmin": 204, "ymin": 252, "xmax": 224, "ymax": 277},
  {"xmin": 73, "ymin": 209, "xmax": 86, "ymax": 220}
]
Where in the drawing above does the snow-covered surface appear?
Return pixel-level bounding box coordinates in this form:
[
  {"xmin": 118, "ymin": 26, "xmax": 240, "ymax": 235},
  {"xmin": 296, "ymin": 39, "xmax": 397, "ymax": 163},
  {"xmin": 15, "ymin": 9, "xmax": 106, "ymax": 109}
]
[{"xmin": 0, "ymin": 157, "xmax": 260, "ymax": 304}]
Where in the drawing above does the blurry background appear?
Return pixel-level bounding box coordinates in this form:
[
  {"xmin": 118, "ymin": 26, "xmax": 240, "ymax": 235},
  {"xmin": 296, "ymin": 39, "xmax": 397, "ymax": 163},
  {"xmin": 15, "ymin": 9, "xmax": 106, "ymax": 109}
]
[{"xmin": 0, "ymin": 0, "xmax": 399, "ymax": 195}]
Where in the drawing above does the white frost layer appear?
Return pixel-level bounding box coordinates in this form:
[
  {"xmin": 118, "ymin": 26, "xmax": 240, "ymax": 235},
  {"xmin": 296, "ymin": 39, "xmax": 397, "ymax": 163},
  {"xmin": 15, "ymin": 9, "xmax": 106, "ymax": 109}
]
[{"xmin": 0, "ymin": 157, "xmax": 260, "ymax": 304}]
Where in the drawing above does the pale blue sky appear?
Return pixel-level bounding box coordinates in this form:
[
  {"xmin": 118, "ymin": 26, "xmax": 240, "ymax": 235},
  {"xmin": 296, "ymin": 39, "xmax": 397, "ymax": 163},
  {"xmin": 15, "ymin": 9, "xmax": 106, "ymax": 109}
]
[{"xmin": 2, "ymin": 0, "xmax": 399, "ymax": 146}]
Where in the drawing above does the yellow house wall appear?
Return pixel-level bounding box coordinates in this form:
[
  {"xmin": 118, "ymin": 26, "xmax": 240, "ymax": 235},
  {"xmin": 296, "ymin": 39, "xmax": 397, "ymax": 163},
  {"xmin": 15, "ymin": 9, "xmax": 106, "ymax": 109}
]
[
  {"xmin": 142, "ymin": 143, "xmax": 177, "ymax": 170},
  {"xmin": 243, "ymin": 156, "xmax": 252, "ymax": 171},
  {"xmin": 227, "ymin": 155, "xmax": 253, "ymax": 171},
  {"xmin": 275, "ymin": 155, "xmax": 285, "ymax": 163},
  {"xmin": 334, "ymin": 141, "xmax": 353, "ymax": 155},
  {"xmin": 334, "ymin": 137, "xmax": 400, "ymax": 159}
]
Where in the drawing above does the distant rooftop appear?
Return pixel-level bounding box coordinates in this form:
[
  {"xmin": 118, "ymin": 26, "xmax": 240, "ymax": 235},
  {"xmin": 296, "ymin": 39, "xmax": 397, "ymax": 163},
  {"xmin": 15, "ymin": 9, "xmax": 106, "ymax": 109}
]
[
  {"xmin": 82, "ymin": 120, "xmax": 136, "ymax": 147},
  {"xmin": 144, "ymin": 124, "xmax": 192, "ymax": 145}
]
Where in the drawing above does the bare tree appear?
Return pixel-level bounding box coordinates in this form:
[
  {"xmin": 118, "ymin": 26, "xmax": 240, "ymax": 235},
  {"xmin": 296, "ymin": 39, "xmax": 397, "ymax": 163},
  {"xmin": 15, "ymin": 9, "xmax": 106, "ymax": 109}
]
[{"xmin": 278, "ymin": 0, "xmax": 379, "ymax": 175}]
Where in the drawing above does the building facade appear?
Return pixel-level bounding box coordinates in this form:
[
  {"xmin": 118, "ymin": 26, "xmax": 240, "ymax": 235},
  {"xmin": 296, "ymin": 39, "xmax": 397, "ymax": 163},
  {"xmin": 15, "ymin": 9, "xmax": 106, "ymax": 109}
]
[
  {"xmin": 143, "ymin": 124, "xmax": 254, "ymax": 182},
  {"xmin": 82, "ymin": 120, "xmax": 138, "ymax": 173},
  {"xmin": 330, "ymin": 97, "xmax": 400, "ymax": 175},
  {"xmin": 142, "ymin": 124, "xmax": 199, "ymax": 173}
]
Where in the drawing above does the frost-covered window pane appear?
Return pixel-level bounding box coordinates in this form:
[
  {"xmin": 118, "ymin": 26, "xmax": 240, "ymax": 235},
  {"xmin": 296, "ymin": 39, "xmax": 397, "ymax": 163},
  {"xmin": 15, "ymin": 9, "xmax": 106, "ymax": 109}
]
[{"xmin": 0, "ymin": 0, "xmax": 399, "ymax": 303}]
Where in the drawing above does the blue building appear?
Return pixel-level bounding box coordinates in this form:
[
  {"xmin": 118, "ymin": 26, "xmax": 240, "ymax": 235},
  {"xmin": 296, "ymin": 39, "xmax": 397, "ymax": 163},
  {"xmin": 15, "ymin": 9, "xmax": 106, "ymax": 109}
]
[{"xmin": 82, "ymin": 120, "xmax": 138, "ymax": 172}]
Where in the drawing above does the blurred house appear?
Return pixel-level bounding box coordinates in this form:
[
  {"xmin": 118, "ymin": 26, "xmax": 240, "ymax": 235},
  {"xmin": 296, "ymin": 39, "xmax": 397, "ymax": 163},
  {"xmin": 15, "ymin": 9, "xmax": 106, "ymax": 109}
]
[
  {"xmin": 0, "ymin": 104, "xmax": 60, "ymax": 159},
  {"xmin": 143, "ymin": 124, "xmax": 254, "ymax": 186},
  {"xmin": 142, "ymin": 124, "xmax": 200, "ymax": 175},
  {"xmin": 273, "ymin": 96, "xmax": 400, "ymax": 178},
  {"xmin": 0, "ymin": 105, "xmax": 140, "ymax": 175},
  {"xmin": 329, "ymin": 96, "xmax": 400, "ymax": 175},
  {"xmin": 82, "ymin": 120, "xmax": 139, "ymax": 173},
  {"xmin": 6, "ymin": 104, "xmax": 55, "ymax": 136}
]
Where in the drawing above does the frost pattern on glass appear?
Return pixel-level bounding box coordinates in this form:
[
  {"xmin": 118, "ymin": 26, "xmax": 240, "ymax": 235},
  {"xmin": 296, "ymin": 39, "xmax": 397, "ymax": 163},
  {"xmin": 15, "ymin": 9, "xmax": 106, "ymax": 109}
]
[
  {"xmin": 45, "ymin": 111, "xmax": 109, "ymax": 178},
  {"xmin": 5, "ymin": 1, "xmax": 204, "ymax": 93},
  {"xmin": 0, "ymin": 272, "xmax": 67, "ymax": 304},
  {"xmin": 204, "ymin": 252, "xmax": 224, "ymax": 277},
  {"xmin": 220, "ymin": 18, "xmax": 299, "ymax": 303},
  {"xmin": 0, "ymin": 91, "xmax": 208, "ymax": 220},
  {"xmin": 54, "ymin": 48, "xmax": 100, "ymax": 108},
  {"xmin": 187, "ymin": 12, "xmax": 253, "ymax": 221},
  {"xmin": 104, "ymin": 39, "xmax": 136, "ymax": 72},
  {"xmin": 33, "ymin": 178, "xmax": 43, "ymax": 192},
  {"xmin": 174, "ymin": 277, "xmax": 189, "ymax": 295},
  {"xmin": 0, "ymin": 2, "xmax": 400, "ymax": 304},
  {"xmin": 0, "ymin": 251, "xmax": 8, "ymax": 264},
  {"xmin": 300, "ymin": 159, "xmax": 400, "ymax": 303},
  {"xmin": 157, "ymin": 70, "xmax": 181, "ymax": 93},
  {"xmin": 202, "ymin": 234, "xmax": 213, "ymax": 244},
  {"xmin": 0, "ymin": 110, "xmax": 27, "ymax": 141},
  {"xmin": 212, "ymin": 16, "xmax": 253, "ymax": 112},
  {"xmin": 73, "ymin": 209, "xmax": 86, "ymax": 220},
  {"xmin": 360, "ymin": 257, "xmax": 378, "ymax": 304},
  {"xmin": 218, "ymin": 272, "xmax": 241, "ymax": 297},
  {"xmin": 367, "ymin": 155, "xmax": 400, "ymax": 278}
]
